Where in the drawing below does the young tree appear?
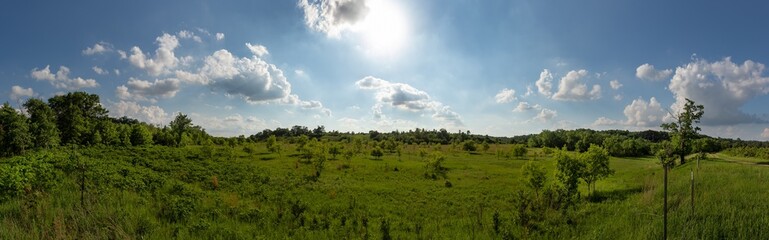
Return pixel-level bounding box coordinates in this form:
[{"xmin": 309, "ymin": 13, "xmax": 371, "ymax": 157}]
[
  {"xmin": 0, "ymin": 103, "xmax": 32, "ymax": 156},
  {"xmin": 511, "ymin": 144, "xmax": 527, "ymax": 158},
  {"xmin": 521, "ymin": 161, "xmax": 546, "ymax": 195},
  {"xmin": 23, "ymin": 98, "xmax": 60, "ymax": 149},
  {"xmin": 169, "ymin": 113, "xmax": 193, "ymax": 147},
  {"xmin": 580, "ymin": 144, "xmax": 613, "ymax": 196},
  {"xmin": 462, "ymin": 140, "xmax": 477, "ymax": 152},
  {"xmin": 266, "ymin": 135, "xmax": 278, "ymax": 153},
  {"xmin": 661, "ymin": 98, "xmax": 704, "ymax": 165},
  {"xmin": 371, "ymin": 146, "xmax": 384, "ymax": 160},
  {"xmin": 656, "ymin": 140, "xmax": 677, "ymax": 240},
  {"xmin": 555, "ymin": 151, "xmax": 584, "ymax": 198},
  {"xmin": 130, "ymin": 124, "xmax": 154, "ymax": 146},
  {"xmin": 328, "ymin": 142, "xmax": 341, "ymax": 160}
]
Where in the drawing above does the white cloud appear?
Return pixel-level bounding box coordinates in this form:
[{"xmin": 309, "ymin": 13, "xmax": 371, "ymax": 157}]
[
  {"xmin": 623, "ymin": 97, "xmax": 667, "ymax": 127},
  {"xmin": 533, "ymin": 108, "xmax": 557, "ymax": 122},
  {"xmin": 82, "ymin": 42, "xmax": 112, "ymax": 55},
  {"xmin": 762, "ymin": 128, "xmax": 769, "ymax": 139},
  {"xmin": 592, "ymin": 117, "xmax": 621, "ymax": 126},
  {"xmin": 30, "ymin": 65, "xmax": 99, "ymax": 90},
  {"xmin": 92, "ymin": 66, "xmax": 108, "ymax": 75},
  {"xmin": 117, "ymin": 50, "xmax": 127, "ymax": 59},
  {"xmin": 245, "ymin": 43, "xmax": 269, "ymax": 57},
  {"xmin": 610, "ymin": 79, "xmax": 622, "ymax": 90},
  {"xmin": 535, "ymin": 69, "xmax": 553, "ymax": 96},
  {"xmin": 215, "ymin": 33, "xmax": 225, "ymax": 41},
  {"xmin": 189, "ymin": 112, "xmax": 269, "ymax": 136},
  {"xmin": 108, "ymin": 100, "xmax": 169, "ymax": 125},
  {"xmin": 513, "ymin": 101, "xmax": 537, "ymax": 112},
  {"xmin": 636, "ymin": 63, "xmax": 672, "ymax": 81},
  {"xmin": 356, "ymin": 76, "xmax": 463, "ymax": 126},
  {"xmin": 494, "ymin": 88, "xmax": 516, "ymax": 103},
  {"xmin": 668, "ymin": 57, "xmax": 769, "ymax": 125},
  {"xmin": 177, "ymin": 30, "xmax": 202, "ymax": 43},
  {"xmin": 614, "ymin": 94, "xmax": 623, "ymax": 101},
  {"xmin": 116, "ymin": 77, "xmax": 181, "ymax": 102},
  {"xmin": 10, "ymin": 86, "xmax": 36, "ymax": 101},
  {"xmin": 524, "ymin": 85, "xmax": 534, "ymax": 97},
  {"xmin": 202, "ymin": 49, "xmax": 291, "ymax": 102},
  {"xmin": 128, "ymin": 33, "xmax": 180, "ymax": 76},
  {"xmin": 114, "ymin": 69, "xmax": 121, "ymax": 76},
  {"xmin": 298, "ymin": 0, "xmax": 370, "ymax": 37},
  {"xmin": 552, "ymin": 69, "xmax": 601, "ymax": 101}
]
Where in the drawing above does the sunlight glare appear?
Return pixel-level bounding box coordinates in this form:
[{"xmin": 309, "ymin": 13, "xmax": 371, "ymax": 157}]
[{"xmin": 355, "ymin": 0, "xmax": 409, "ymax": 57}]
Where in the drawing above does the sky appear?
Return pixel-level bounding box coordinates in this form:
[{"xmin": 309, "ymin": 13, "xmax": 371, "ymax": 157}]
[{"xmin": 2, "ymin": 0, "xmax": 769, "ymax": 140}]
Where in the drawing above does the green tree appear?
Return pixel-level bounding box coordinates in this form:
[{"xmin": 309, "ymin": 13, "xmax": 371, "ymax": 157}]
[
  {"xmin": 511, "ymin": 144, "xmax": 527, "ymax": 158},
  {"xmin": 462, "ymin": 140, "xmax": 477, "ymax": 152},
  {"xmin": 23, "ymin": 98, "xmax": 60, "ymax": 149},
  {"xmin": 424, "ymin": 151, "xmax": 448, "ymax": 179},
  {"xmin": 482, "ymin": 141, "xmax": 490, "ymax": 152},
  {"xmin": 0, "ymin": 103, "xmax": 32, "ymax": 156},
  {"xmin": 130, "ymin": 124, "xmax": 154, "ymax": 146},
  {"xmin": 48, "ymin": 92, "xmax": 108, "ymax": 145},
  {"xmin": 580, "ymin": 144, "xmax": 613, "ymax": 196},
  {"xmin": 328, "ymin": 142, "xmax": 341, "ymax": 160},
  {"xmin": 661, "ymin": 98, "xmax": 704, "ymax": 165},
  {"xmin": 555, "ymin": 151, "xmax": 584, "ymax": 198},
  {"xmin": 371, "ymin": 146, "xmax": 384, "ymax": 160},
  {"xmin": 266, "ymin": 135, "xmax": 278, "ymax": 153},
  {"xmin": 169, "ymin": 113, "xmax": 193, "ymax": 147},
  {"xmin": 521, "ymin": 161, "xmax": 546, "ymax": 194}
]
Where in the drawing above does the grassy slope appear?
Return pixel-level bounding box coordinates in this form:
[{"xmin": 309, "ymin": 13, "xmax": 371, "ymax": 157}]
[{"xmin": 0, "ymin": 144, "xmax": 767, "ymax": 239}]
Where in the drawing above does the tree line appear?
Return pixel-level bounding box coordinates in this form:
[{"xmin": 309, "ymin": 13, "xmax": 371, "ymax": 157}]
[{"xmin": 0, "ymin": 92, "xmax": 210, "ymax": 157}]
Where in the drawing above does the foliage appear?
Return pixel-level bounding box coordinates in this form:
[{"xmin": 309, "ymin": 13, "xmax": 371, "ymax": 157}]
[
  {"xmin": 0, "ymin": 103, "xmax": 32, "ymax": 156},
  {"xmin": 510, "ymin": 144, "xmax": 527, "ymax": 158},
  {"xmin": 370, "ymin": 146, "xmax": 384, "ymax": 160},
  {"xmin": 661, "ymin": 98, "xmax": 704, "ymax": 165},
  {"xmin": 169, "ymin": 113, "xmax": 193, "ymax": 147},
  {"xmin": 580, "ymin": 144, "xmax": 613, "ymax": 195},
  {"xmin": 424, "ymin": 152, "xmax": 447, "ymax": 180},
  {"xmin": 23, "ymin": 98, "xmax": 60, "ymax": 149},
  {"xmin": 554, "ymin": 151, "xmax": 584, "ymax": 199},
  {"xmin": 521, "ymin": 161, "xmax": 546, "ymax": 193},
  {"xmin": 462, "ymin": 140, "xmax": 477, "ymax": 152}
]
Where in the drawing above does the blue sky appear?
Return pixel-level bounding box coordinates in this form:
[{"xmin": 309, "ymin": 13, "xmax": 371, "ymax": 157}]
[{"xmin": 2, "ymin": 0, "xmax": 769, "ymax": 139}]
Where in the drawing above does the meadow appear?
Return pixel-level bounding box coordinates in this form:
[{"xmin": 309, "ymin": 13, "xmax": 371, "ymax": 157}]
[{"xmin": 1, "ymin": 141, "xmax": 767, "ymax": 239}]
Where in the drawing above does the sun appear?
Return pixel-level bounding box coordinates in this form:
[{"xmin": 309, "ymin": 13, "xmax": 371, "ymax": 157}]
[{"xmin": 354, "ymin": 0, "xmax": 409, "ymax": 57}]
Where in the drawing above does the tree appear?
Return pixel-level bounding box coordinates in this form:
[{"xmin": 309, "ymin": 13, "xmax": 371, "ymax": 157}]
[
  {"xmin": 48, "ymin": 92, "xmax": 108, "ymax": 145},
  {"xmin": 462, "ymin": 140, "xmax": 477, "ymax": 152},
  {"xmin": 580, "ymin": 144, "xmax": 613, "ymax": 196},
  {"xmin": 328, "ymin": 143, "xmax": 341, "ymax": 160},
  {"xmin": 23, "ymin": 98, "xmax": 60, "ymax": 149},
  {"xmin": 371, "ymin": 146, "xmax": 384, "ymax": 160},
  {"xmin": 266, "ymin": 135, "xmax": 278, "ymax": 153},
  {"xmin": 521, "ymin": 161, "xmax": 546, "ymax": 195},
  {"xmin": 482, "ymin": 141, "xmax": 490, "ymax": 153},
  {"xmin": 511, "ymin": 144, "xmax": 527, "ymax": 158},
  {"xmin": 130, "ymin": 124, "xmax": 154, "ymax": 146},
  {"xmin": 661, "ymin": 98, "xmax": 704, "ymax": 165},
  {"xmin": 656, "ymin": 140, "xmax": 677, "ymax": 240},
  {"xmin": 169, "ymin": 113, "xmax": 193, "ymax": 147},
  {"xmin": 0, "ymin": 103, "xmax": 32, "ymax": 156},
  {"xmin": 555, "ymin": 151, "xmax": 584, "ymax": 198}
]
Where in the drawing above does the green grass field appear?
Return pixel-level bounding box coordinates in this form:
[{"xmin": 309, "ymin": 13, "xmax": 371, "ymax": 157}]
[{"xmin": 1, "ymin": 144, "xmax": 767, "ymax": 239}]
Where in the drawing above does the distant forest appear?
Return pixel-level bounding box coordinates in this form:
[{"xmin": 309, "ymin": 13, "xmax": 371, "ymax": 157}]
[{"xmin": 2, "ymin": 91, "xmax": 767, "ymax": 158}]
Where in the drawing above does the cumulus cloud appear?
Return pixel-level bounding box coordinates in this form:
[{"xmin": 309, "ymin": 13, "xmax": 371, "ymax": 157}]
[
  {"xmin": 533, "ymin": 108, "xmax": 557, "ymax": 122},
  {"xmin": 171, "ymin": 47, "xmax": 330, "ymax": 115},
  {"xmin": 82, "ymin": 42, "xmax": 112, "ymax": 55},
  {"xmin": 128, "ymin": 33, "xmax": 180, "ymax": 76},
  {"xmin": 668, "ymin": 57, "xmax": 769, "ymax": 125},
  {"xmin": 495, "ymin": 88, "xmax": 516, "ymax": 103},
  {"xmin": 610, "ymin": 80, "xmax": 622, "ymax": 90},
  {"xmin": 202, "ymin": 49, "xmax": 292, "ymax": 102},
  {"xmin": 30, "ymin": 65, "xmax": 99, "ymax": 90},
  {"xmin": 552, "ymin": 69, "xmax": 601, "ymax": 101},
  {"xmin": 763, "ymin": 128, "xmax": 769, "ymax": 139},
  {"xmin": 92, "ymin": 66, "xmax": 108, "ymax": 75},
  {"xmin": 245, "ymin": 43, "xmax": 269, "ymax": 57},
  {"xmin": 636, "ymin": 63, "xmax": 672, "ymax": 81},
  {"xmin": 513, "ymin": 101, "xmax": 540, "ymax": 112},
  {"xmin": 116, "ymin": 78, "xmax": 181, "ymax": 103},
  {"xmin": 215, "ymin": 33, "xmax": 225, "ymax": 41},
  {"xmin": 108, "ymin": 100, "xmax": 169, "ymax": 125},
  {"xmin": 177, "ymin": 30, "xmax": 202, "ymax": 43},
  {"xmin": 10, "ymin": 86, "xmax": 36, "ymax": 101},
  {"xmin": 355, "ymin": 76, "xmax": 463, "ymax": 126},
  {"xmin": 535, "ymin": 69, "xmax": 553, "ymax": 96},
  {"xmin": 594, "ymin": 97, "xmax": 667, "ymax": 127},
  {"xmin": 298, "ymin": 0, "xmax": 370, "ymax": 37}
]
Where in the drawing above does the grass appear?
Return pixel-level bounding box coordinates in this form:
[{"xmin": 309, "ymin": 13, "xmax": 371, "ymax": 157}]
[{"xmin": 0, "ymin": 143, "xmax": 767, "ymax": 239}]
